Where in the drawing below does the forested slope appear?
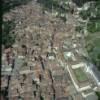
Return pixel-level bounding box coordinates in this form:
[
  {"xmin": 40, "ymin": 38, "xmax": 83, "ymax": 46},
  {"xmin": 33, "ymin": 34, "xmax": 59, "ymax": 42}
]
[{"xmin": 81, "ymin": 0, "xmax": 100, "ymax": 70}]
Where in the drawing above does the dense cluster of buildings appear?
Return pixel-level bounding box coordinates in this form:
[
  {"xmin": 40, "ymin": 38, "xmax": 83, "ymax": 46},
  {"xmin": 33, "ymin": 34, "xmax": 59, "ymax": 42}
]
[
  {"xmin": 61, "ymin": 30, "xmax": 100, "ymax": 100},
  {"xmin": 1, "ymin": 0, "xmax": 100, "ymax": 100}
]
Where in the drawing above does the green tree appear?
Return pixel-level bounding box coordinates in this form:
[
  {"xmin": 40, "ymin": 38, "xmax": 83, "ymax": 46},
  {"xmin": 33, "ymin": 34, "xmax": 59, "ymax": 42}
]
[
  {"xmin": 2, "ymin": 20, "xmax": 16, "ymax": 48},
  {"xmin": 77, "ymin": 0, "xmax": 100, "ymax": 70}
]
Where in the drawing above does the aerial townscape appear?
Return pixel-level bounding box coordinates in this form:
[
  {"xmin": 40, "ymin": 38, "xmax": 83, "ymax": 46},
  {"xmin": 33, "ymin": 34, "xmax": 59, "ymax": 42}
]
[{"xmin": 1, "ymin": 0, "xmax": 100, "ymax": 100}]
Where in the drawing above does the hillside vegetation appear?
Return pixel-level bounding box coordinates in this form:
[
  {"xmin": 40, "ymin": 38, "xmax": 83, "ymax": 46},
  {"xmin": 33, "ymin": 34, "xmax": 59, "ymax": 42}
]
[
  {"xmin": 82, "ymin": 0, "xmax": 100, "ymax": 70},
  {"xmin": 2, "ymin": 0, "xmax": 32, "ymax": 48}
]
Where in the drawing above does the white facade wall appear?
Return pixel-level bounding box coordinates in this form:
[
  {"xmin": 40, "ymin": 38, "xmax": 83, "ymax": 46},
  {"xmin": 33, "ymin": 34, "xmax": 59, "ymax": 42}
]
[
  {"xmin": 82, "ymin": 92, "xmax": 94, "ymax": 98},
  {"xmin": 72, "ymin": 62, "xmax": 85, "ymax": 69}
]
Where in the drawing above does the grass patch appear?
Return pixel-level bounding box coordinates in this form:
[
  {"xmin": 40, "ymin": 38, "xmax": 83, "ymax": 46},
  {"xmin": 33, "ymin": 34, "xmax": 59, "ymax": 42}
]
[
  {"xmin": 95, "ymin": 91, "xmax": 100, "ymax": 100},
  {"xmin": 87, "ymin": 21, "xmax": 100, "ymax": 33},
  {"xmin": 74, "ymin": 68, "xmax": 88, "ymax": 82}
]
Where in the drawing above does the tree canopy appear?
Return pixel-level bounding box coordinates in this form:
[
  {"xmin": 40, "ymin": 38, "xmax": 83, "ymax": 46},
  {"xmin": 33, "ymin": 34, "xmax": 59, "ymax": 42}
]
[{"xmin": 2, "ymin": 20, "xmax": 16, "ymax": 48}]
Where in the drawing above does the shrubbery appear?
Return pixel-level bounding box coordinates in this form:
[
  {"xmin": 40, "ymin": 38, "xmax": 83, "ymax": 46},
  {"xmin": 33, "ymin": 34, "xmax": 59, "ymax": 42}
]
[
  {"xmin": 76, "ymin": 0, "xmax": 100, "ymax": 70},
  {"xmin": 2, "ymin": 20, "xmax": 16, "ymax": 48}
]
